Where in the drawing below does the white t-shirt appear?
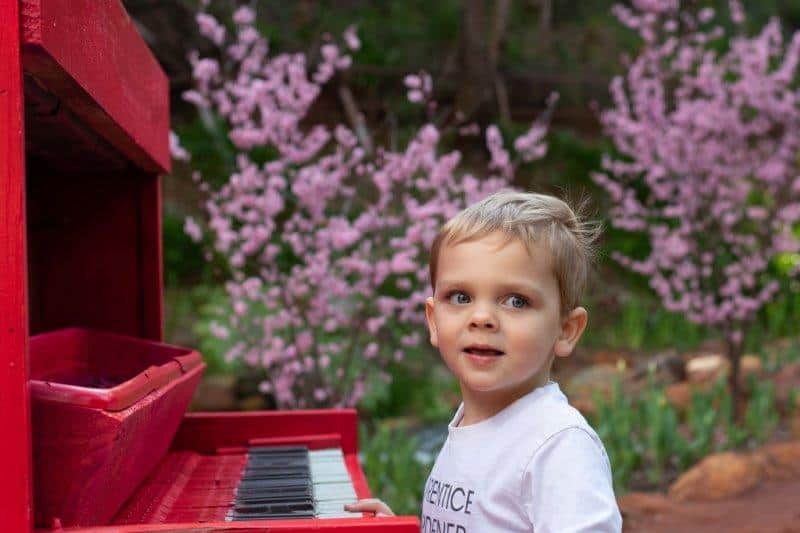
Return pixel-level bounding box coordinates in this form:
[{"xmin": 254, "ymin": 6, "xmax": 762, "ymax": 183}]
[{"xmin": 420, "ymin": 382, "xmax": 622, "ymax": 532}]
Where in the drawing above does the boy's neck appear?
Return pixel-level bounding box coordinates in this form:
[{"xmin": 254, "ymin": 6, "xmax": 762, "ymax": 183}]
[{"xmin": 458, "ymin": 373, "xmax": 551, "ymax": 426}]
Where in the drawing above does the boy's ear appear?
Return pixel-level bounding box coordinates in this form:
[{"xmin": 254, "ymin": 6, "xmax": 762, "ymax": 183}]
[
  {"xmin": 425, "ymin": 296, "xmax": 439, "ymax": 347},
  {"xmin": 554, "ymin": 306, "xmax": 588, "ymax": 358}
]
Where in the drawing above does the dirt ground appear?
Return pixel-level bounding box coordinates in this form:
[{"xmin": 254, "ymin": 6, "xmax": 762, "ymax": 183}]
[{"xmin": 621, "ymin": 479, "xmax": 800, "ymax": 532}]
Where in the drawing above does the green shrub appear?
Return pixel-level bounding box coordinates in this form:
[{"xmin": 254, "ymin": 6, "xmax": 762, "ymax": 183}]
[
  {"xmin": 360, "ymin": 421, "xmax": 432, "ymax": 516},
  {"xmin": 590, "ymin": 374, "xmax": 783, "ymax": 494}
]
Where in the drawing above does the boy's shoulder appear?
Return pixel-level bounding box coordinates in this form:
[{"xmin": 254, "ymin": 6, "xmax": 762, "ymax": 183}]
[{"xmin": 514, "ymin": 383, "xmax": 602, "ymax": 457}]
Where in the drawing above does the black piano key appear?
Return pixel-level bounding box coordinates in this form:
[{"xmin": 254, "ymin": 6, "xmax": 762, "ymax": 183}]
[
  {"xmin": 243, "ymin": 465, "xmax": 309, "ymax": 476},
  {"xmin": 237, "ymin": 477, "xmax": 311, "ymax": 490},
  {"xmin": 235, "ymin": 500, "xmax": 314, "ymax": 514},
  {"xmin": 230, "ymin": 510, "xmax": 316, "ymax": 520},
  {"xmin": 237, "ymin": 489, "xmax": 312, "ymax": 504},
  {"xmin": 248, "ymin": 445, "xmax": 309, "ymax": 455},
  {"xmin": 237, "ymin": 490, "xmax": 311, "ymax": 500}
]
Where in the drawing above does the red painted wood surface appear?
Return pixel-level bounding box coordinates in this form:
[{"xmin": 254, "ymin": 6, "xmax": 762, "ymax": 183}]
[
  {"xmin": 172, "ymin": 411, "xmax": 363, "ymax": 456},
  {"xmin": 98, "ymin": 412, "xmax": 420, "ymax": 532},
  {"xmin": 26, "ymin": 171, "xmax": 164, "ymax": 340},
  {"xmin": 28, "ymin": 328, "xmax": 203, "ymax": 410},
  {"xmin": 21, "ymin": 0, "xmax": 171, "ymax": 174},
  {"xmin": 41, "ymin": 516, "xmax": 421, "ymax": 532},
  {"xmin": 140, "ymin": 173, "xmax": 165, "ymax": 340},
  {"xmin": 29, "ymin": 329, "xmax": 205, "ymax": 528},
  {"xmin": 0, "ymin": 0, "xmax": 34, "ymax": 530}
]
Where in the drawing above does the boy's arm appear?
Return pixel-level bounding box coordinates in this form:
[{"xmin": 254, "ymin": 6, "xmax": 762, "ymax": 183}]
[{"xmin": 522, "ymin": 427, "xmax": 622, "ymax": 533}]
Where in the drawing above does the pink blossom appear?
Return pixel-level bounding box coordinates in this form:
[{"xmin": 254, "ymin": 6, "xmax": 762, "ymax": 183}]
[
  {"xmin": 233, "ymin": 6, "xmax": 255, "ymax": 25},
  {"xmin": 343, "ymin": 25, "xmax": 360, "ymax": 51},
  {"xmin": 179, "ymin": 8, "xmax": 555, "ymax": 407},
  {"xmin": 196, "ymin": 13, "xmax": 225, "ymax": 46},
  {"xmin": 597, "ymin": 0, "xmax": 800, "ymax": 355}
]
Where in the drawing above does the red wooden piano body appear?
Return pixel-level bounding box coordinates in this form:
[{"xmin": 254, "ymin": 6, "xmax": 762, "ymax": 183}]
[{"xmin": 0, "ymin": 1, "xmax": 419, "ymax": 531}]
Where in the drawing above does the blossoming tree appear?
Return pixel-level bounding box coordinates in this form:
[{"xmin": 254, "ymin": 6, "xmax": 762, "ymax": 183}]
[
  {"xmin": 594, "ymin": 0, "xmax": 800, "ymax": 400},
  {"xmin": 175, "ymin": 6, "xmax": 555, "ymax": 408}
]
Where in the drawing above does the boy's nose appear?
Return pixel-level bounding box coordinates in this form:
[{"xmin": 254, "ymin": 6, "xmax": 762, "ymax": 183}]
[{"xmin": 469, "ymin": 308, "xmax": 498, "ymax": 330}]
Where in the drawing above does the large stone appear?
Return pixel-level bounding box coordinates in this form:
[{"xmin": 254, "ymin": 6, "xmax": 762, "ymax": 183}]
[
  {"xmin": 590, "ymin": 349, "xmax": 632, "ymax": 367},
  {"xmin": 564, "ymin": 364, "xmax": 625, "ymax": 414},
  {"xmin": 738, "ymin": 354, "xmax": 762, "ymax": 387},
  {"xmin": 631, "ymin": 350, "xmax": 685, "ymax": 383},
  {"xmin": 618, "ymin": 491, "xmax": 673, "ymax": 518},
  {"xmin": 668, "ymin": 452, "xmax": 764, "ymax": 502},
  {"xmin": 665, "ymin": 381, "xmax": 692, "ymax": 412},
  {"xmin": 686, "ymin": 354, "xmax": 730, "ymax": 385},
  {"xmin": 756, "ymin": 441, "xmax": 800, "ymax": 481}
]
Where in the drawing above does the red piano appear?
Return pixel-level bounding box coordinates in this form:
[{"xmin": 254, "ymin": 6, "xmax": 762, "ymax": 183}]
[{"xmin": 0, "ymin": 1, "xmax": 420, "ymax": 531}]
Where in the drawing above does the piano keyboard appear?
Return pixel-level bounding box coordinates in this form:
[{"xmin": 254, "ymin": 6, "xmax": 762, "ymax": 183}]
[
  {"xmin": 228, "ymin": 446, "xmax": 356, "ymax": 521},
  {"xmin": 114, "ymin": 443, "xmax": 361, "ymax": 524},
  {"xmin": 105, "ymin": 410, "xmax": 421, "ymax": 530}
]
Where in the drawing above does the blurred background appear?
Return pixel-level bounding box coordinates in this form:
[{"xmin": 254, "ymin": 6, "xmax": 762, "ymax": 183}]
[{"xmin": 122, "ymin": 1, "xmax": 800, "ymax": 527}]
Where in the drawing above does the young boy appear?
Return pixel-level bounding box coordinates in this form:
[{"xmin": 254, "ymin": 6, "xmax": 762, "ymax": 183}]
[{"xmin": 346, "ymin": 190, "xmax": 622, "ymax": 531}]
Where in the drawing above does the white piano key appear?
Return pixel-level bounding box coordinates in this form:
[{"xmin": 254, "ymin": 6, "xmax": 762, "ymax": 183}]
[{"xmin": 314, "ymin": 484, "xmax": 357, "ymax": 501}]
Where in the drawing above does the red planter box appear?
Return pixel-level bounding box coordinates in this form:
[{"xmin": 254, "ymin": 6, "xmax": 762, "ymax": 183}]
[{"xmin": 29, "ymin": 328, "xmax": 205, "ymax": 528}]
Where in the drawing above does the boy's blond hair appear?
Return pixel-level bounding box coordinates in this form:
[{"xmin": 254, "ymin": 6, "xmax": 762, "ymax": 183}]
[{"xmin": 429, "ymin": 190, "xmax": 601, "ymax": 314}]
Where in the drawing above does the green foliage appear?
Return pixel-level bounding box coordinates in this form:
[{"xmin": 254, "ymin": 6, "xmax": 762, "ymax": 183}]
[
  {"xmin": 788, "ymin": 388, "xmax": 799, "ymax": 418},
  {"xmin": 163, "ymin": 208, "xmax": 212, "ymax": 286},
  {"xmin": 582, "ymin": 292, "xmax": 707, "ymax": 352},
  {"xmin": 164, "ymin": 285, "xmax": 239, "ymax": 375},
  {"xmin": 359, "ymin": 359, "xmax": 457, "ymax": 424},
  {"xmin": 682, "ymin": 381, "xmax": 726, "ymax": 464},
  {"xmin": 360, "ymin": 421, "xmax": 432, "ymax": 516},
  {"xmin": 590, "ymin": 374, "xmax": 783, "ymax": 494},
  {"xmin": 173, "ymin": 114, "xmax": 236, "ymax": 188},
  {"xmin": 746, "ymin": 289, "xmax": 800, "ymax": 352},
  {"xmin": 742, "ymin": 379, "xmax": 780, "ymax": 447},
  {"xmin": 591, "ymin": 379, "xmax": 639, "ymax": 493}
]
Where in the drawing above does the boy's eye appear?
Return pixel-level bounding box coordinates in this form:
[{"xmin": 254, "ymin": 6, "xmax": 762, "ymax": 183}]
[
  {"xmin": 503, "ymin": 295, "xmax": 528, "ymax": 309},
  {"xmin": 447, "ymin": 291, "xmax": 471, "ymax": 304}
]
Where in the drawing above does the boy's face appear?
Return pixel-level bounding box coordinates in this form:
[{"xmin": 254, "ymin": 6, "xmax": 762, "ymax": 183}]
[{"xmin": 425, "ymin": 231, "xmax": 587, "ymax": 412}]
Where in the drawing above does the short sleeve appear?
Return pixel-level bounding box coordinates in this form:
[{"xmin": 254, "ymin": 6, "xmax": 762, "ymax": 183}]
[{"xmin": 522, "ymin": 427, "xmax": 622, "ymax": 533}]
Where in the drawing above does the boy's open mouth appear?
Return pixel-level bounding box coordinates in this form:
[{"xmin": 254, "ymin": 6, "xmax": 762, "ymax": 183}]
[{"xmin": 464, "ymin": 345, "xmax": 505, "ymax": 356}]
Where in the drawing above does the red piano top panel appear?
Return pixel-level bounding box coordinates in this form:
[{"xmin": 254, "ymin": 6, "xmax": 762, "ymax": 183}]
[{"xmin": 21, "ymin": 0, "xmax": 170, "ymax": 174}]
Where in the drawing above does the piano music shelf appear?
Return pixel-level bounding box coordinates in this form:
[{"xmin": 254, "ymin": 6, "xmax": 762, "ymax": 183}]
[{"xmin": 29, "ymin": 328, "xmax": 205, "ymax": 528}]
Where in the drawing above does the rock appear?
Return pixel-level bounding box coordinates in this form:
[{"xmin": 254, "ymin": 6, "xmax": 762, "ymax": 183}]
[
  {"xmin": 686, "ymin": 354, "xmax": 729, "ymax": 385},
  {"xmin": 619, "ymin": 492, "xmax": 673, "ymax": 514},
  {"xmin": 738, "ymin": 354, "xmax": 763, "ymax": 389},
  {"xmin": 631, "ymin": 350, "xmax": 685, "ymax": 383},
  {"xmin": 189, "ymin": 374, "xmax": 236, "ymax": 411},
  {"xmin": 564, "ymin": 364, "xmax": 625, "ymax": 410},
  {"xmin": 569, "ymin": 395, "xmax": 597, "ymax": 417},
  {"xmin": 665, "ymin": 381, "xmax": 692, "ymax": 412},
  {"xmin": 756, "ymin": 441, "xmax": 800, "ymax": 481},
  {"xmin": 591, "ymin": 349, "xmax": 631, "ymax": 367},
  {"xmin": 618, "ymin": 492, "xmax": 674, "ymax": 519},
  {"xmin": 668, "ymin": 452, "xmax": 763, "ymax": 502}
]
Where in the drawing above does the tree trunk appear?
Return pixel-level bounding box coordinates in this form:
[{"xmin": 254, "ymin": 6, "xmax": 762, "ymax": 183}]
[
  {"xmin": 726, "ymin": 331, "xmax": 745, "ymax": 417},
  {"xmin": 456, "ymin": 0, "xmax": 493, "ymax": 117},
  {"xmin": 538, "ymin": 0, "xmax": 552, "ymax": 33},
  {"xmin": 489, "ymin": 0, "xmax": 513, "ymax": 123}
]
